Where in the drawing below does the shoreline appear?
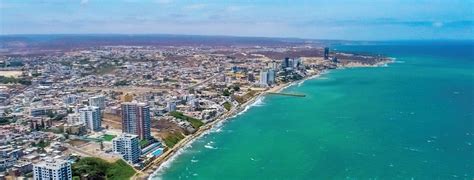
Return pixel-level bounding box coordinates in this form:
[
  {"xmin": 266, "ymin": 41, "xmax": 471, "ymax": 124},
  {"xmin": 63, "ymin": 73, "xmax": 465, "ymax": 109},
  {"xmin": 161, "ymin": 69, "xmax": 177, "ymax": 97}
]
[{"xmin": 140, "ymin": 59, "xmax": 393, "ymax": 179}]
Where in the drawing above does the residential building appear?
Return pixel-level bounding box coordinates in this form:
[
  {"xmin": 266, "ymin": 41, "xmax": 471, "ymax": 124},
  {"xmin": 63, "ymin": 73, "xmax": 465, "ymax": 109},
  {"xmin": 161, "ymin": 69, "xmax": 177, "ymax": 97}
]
[
  {"xmin": 79, "ymin": 106, "xmax": 101, "ymax": 131},
  {"xmin": 33, "ymin": 159, "xmax": 72, "ymax": 180},
  {"xmin": 112, "ymin": 133, "xmax": 141, "ymax": 164},
  {"xmin": 121, "ymin": 102, "xmax": 151, "ymax": 140},
  {"xmin": 88, "ymin": 95, "xmax": 105, "ymax": 109}
]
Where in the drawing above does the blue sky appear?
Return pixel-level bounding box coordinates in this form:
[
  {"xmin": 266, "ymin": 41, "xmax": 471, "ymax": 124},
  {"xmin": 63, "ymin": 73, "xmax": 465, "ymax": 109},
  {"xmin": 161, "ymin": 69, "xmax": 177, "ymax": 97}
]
[{"xmin": 0, "ymin": 0, "xmax": 473, "ymax": 40}]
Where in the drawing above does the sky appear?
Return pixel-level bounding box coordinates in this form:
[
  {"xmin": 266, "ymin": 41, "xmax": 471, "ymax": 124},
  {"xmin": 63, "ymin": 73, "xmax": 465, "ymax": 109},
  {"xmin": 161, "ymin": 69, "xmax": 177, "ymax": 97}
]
[{"xmin": 0, "ymin": 0, "xmax": 473, "ymax": 40}]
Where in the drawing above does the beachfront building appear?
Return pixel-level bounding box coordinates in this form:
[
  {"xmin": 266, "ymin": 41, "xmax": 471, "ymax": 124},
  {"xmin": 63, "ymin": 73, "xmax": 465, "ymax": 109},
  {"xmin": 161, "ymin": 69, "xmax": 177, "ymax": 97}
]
[
  {"xmin": 89, "ymin": 95, "xmax": 106, "ymax": 109},
  {"xmin": 112, "ymin": 133, "xmax": 141, "ymax": 164},
  {"xmin": 79, "ymin": 106, "xmax": 102, "ymax": 131},
  {"xmin": 121, "ymin": 102, "xmax": 151, "ymax": 140},
  {"xmin": 259, "ymin": 70, "xmax": 269, "ymax": 86},
  {"xmin": 324, "ymin": 47, "xmax": 329, "ymax": 60},
  {"xmin": 259, "ymin": 69, "xmax": 276, "ymax": 87},
  {"xmin": 33, "ymin": 159, "xmax": 72, "ymax": 180}
]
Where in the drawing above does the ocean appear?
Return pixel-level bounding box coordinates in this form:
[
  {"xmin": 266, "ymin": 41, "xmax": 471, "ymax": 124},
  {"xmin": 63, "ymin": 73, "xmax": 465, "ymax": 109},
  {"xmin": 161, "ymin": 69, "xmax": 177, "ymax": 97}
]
[{"xmin": 152, "ymin": 41, "xmax": 474, "ymax": 179}]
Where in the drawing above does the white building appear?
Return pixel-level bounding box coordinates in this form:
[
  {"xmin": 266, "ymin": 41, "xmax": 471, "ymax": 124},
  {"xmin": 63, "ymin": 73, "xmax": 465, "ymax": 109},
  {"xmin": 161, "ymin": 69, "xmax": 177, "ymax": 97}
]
[
  {"xmin": 166, "ymin": 101, "xmax": 177, "ymax": 112},
  {"xmin": 268, "ymin": 69, "xmax": 275, "ymax": 85},
  {"xmin": 79, "ymin": 106, "xmax": 102, "ymax": 131},
  {"xmin": 89, "ymin": 95, "xmax": 105, "ymax": 109},
  {"xmin": 259, "ymin": 70, "xmax": 269, "ymax": 86},
  {"xmin": 33, "ymin": 158, "xmax": 72, "ymax": 180},
  {"xmin": 112, "ymin": 133, "xmax": 141, "ymax": 164}
]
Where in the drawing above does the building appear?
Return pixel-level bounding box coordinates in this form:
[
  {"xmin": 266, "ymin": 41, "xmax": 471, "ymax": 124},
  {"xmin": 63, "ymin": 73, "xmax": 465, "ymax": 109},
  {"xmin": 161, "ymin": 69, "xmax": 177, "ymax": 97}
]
[
  {"xmin": 324, "ymin": 47, "xmax": 329, "ymax": 60},
  {"xmin": 166, "ymin": 101, "xmax": 177, "ymax": 112},
  {"xmin": 282, "ymin": 57, "xmax": 290, "ymax": 68},
  {"xmin": 63, "ymin": 95, "xmax": 77, "ymax": 105},
  {"xmin": 332, "ymin": 56, "xmax": 338, "ymax": 63},
  {"xmin": 33, "ymin": 159, "xmax": 72, "ymax": 180},
  {"xmin": 121, "ymin": 102, "xmax": 151, "ymax": 140},
  {"xmin": 89, "ymin": 95, "xmax": 105, "ymax": 109},
  {"xmin": 112, "ymin": 133, "xmax": 141, "ymax": 164},
  {"xmin": 268, "ymin": 69, "xmax": 275, "ymax": 85},
  {"xmin": 259, "ymin": 70, "xmax": 269, "ymax": 86},
  {"xmin": 79, "ymin": 106, "xmax": 102, "ymax": 131}
]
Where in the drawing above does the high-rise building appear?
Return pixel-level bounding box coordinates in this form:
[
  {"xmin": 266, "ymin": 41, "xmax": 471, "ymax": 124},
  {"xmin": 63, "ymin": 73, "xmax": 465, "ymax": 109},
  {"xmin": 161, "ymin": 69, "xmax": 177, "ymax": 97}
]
[
  {"xmin": 282, "ymin": 57, "xmax": 290, "ymax": 68},
  {"xmin": 332, "ymin": 56, "xmax": 338, "ymax": 63},
  {"xmin": 324, "ymin": 47, "xmax": 330, "ymax": 60},
  {"xmin": 268, "ymin": 69, "xmax": 276, "ymax": 85},
  {"xmin": 89, "ymin": 95, "xmax": 106, "ymax": 109},
  {"xmin": 112, "ymin": 133, "xmax": 141, "ymax": 164},
  {"xmin": 121, "ymin": 102, "xmax": 151, "ymax": 140},
  {"xmin": 259, "ymin": 70, "xmax": 269, "ymax": 86},
  {"xmin": 79, "ymin": 106, "xmax": 102, "ymax": 131},
  {"xmin": 33, "ymin": 158, "xmax": 72, "ymax": 180}
]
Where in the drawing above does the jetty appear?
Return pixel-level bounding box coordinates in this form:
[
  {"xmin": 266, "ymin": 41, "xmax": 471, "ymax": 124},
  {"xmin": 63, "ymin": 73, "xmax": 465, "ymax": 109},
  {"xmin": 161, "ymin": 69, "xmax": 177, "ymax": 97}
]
[{"xmin": 266, "ymin": 92, "xmax": 306, "ymax": 97}]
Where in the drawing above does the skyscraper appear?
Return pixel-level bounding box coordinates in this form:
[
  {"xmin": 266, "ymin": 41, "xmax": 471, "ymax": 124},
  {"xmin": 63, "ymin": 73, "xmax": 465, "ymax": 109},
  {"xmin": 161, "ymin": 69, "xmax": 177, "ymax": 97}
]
[
  {"xmin": 112, "ymin": 133, "xmax": 141, "ymax": 164},
  {"xmin": 89, "ymin": 95, "xmax": 106, "ymax": 109},
  {"xmin": 282, "ymin": 57, "xmax": 290, "ymax": 68},
  {"xmin": 79, "ymin": 106, "xmax": 102, "ymax": 131},
  {"xmin": 324, "ymin": 47, "xmax": 329, "ymax": 60},
  {"xmin": 268, "ymin": 69, "xmax": 275, "ymax": 85},
  {"xmin": 121, "ymin": 102, "xmax": 151, "ymax": 140},
  {"xmin": 259, "ymin": 70, "xmax": 269, "ymax": 86},
  {"xmin": 33, "ymin": 159, "xmax": 72, "ymax": 180}
]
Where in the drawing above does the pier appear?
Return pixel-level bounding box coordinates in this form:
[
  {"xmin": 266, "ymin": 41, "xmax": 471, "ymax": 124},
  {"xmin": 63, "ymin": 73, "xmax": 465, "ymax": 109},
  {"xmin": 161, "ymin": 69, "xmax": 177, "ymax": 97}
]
[{"xmin": 266, "ymin": 92, "xmax": 306, "ymax": 97}]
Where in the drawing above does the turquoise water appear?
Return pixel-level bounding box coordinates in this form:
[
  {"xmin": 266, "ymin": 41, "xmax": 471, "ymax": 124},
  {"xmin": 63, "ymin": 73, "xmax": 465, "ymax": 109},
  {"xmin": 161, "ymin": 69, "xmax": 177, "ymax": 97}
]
[{"xmin": 154, "ymin": 41, "xmax": 474, "ymax": 179}]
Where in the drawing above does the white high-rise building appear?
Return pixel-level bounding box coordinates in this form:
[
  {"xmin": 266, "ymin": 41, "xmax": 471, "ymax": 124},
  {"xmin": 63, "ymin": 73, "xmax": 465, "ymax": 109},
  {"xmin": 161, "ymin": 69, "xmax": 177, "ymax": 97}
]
[
  {"xmin": 33, "ymin": 158, "xmax": 72, "ymax": 180},
  {"xmin": 89, "ymin": 95, "xmax": 106, "ymax": 109},
  {"xmin": 79, "ymin": 106, "xmax": 102, "ymax": 131},
  {"xmin": 268, "ymin": 69, "xmax": 275, "ymax": 85},
  {"xmin": 112, "ymin": 133, "xmax": 141, "ymax": 164},
  {"xmin": 259, "ymin": 70, "xmax": 269, "ymax": 86}
]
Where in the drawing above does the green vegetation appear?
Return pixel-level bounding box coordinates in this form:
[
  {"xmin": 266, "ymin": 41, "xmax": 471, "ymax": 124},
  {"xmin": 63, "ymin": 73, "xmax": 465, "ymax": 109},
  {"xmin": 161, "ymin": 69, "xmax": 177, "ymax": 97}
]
[
  {"xmin": 33, "ymin": 140, "xmax": 50, "ymax": 148},
  {"xmin": 0, "ymin": 76, "xmax": 31, "ymax": 85},
  {"xmin": 102, "ymin": 134, "xmax": 116, "ymax": 141},
  {"xmin": 140, "ymin": 139, "xmax": 149, "ymax": 148},
  {"xmin": 223, "ymin": 101, "xmax": 232, "ymax": 111},
  {"xmin": 223, "ymin": 89, "xmax": 231, "ymax": 96},
  {"xmin": 0, "ymin": 117, "xmax": 14, "ymax": 125},
  {"xmin": 163, "ymin": 132, "xmax": 185, "ymax": 148},
  {"xmin": 72, "ymin": 157, "xmax": 135, "ymax": 180},
  {"xmin": 169, "ymin": 111, "xmax": 204, "ymax": 129}
]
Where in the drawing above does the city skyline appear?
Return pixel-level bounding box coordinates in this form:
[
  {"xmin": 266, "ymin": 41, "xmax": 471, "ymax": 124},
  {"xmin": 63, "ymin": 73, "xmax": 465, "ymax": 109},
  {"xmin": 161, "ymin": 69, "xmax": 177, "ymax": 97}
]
[{"xmin": 0, "ymin": 0, "xmax": 473, "ymax": 40}]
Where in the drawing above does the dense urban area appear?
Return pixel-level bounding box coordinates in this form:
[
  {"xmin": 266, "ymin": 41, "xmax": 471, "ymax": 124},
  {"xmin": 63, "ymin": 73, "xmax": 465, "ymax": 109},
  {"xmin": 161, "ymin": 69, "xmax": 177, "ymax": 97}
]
[{"xmin": 0, "ymin": 40, "xmax": 390, "ymax": 179}]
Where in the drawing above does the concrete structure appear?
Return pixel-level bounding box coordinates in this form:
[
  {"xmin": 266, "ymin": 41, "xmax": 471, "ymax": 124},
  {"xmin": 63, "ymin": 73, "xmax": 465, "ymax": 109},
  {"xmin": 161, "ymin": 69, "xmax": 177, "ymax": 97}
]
[
  {"xmin": 166, "ymin": 101, "xmax": 176, "ymax": 112},
  {"xmin": 112, "ymin": 133, "xmax": 141, "ymax": 164},
  {"xmin": 79, "ymin": 106, "xmax": 101, "ymax": 131},
  {"xmin": 259, "ymin": 70, "xmax": 269, "ymax": 86},
  {"xmin": 324, "ymin": 47, "xmax": 329, "ymax": 60},
  {"xmin": 33, "ymin": 159, "xmax": 72, "ymax": 180},
  {"xmin": 88, "ymin": 95, "xmax": 105, "ymax": 109},
  {"xmin": 121, "ymin": 102, "xmax": 151, "ymax": 140}
]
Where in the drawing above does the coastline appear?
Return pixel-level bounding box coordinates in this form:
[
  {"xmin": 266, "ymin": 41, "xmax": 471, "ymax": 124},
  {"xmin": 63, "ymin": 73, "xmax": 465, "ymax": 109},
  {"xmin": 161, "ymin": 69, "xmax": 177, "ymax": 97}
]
[{"xmin": 140, "ymin": 59, "xmax": 393, "ymax": 179}]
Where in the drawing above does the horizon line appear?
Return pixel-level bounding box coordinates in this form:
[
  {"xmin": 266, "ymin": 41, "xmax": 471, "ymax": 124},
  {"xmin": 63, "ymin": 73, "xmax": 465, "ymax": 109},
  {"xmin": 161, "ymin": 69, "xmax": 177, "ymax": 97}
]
[{"xmin": 1, "ymin": 33, "xmax": 473, "ymax": 42}]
